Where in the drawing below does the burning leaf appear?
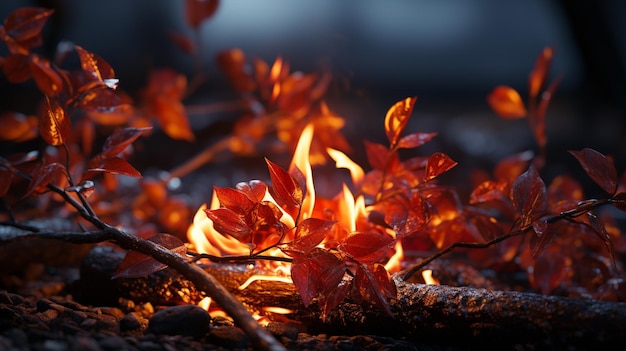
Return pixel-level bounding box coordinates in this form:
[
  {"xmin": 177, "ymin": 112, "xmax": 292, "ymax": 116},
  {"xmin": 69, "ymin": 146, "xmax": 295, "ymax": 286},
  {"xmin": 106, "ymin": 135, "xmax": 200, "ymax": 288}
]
[
  {"xmin": 469, "ymin": 180, "xmax": 507, "ymax": 204},
  {"xmin": 2, "ymin": 7, "xmax": 54, "ymax": 54},
  {"xmin": 487, "ymin": 85, "xmax": 527, "ymax": 119},
  {"xmin": 235, "ymin": 180, "xmax": 268, "ymax": 203},
  {"xmin": 569, "ymin": 148, "xmax": 618, "ymax": 195},
  {"xmin": 339, "ymin": 231, "xmax": 395, "ymax": 264},
  {"xmin": 424, "ymin": 152, "xmax": 457, "ymax": 182},
  {"xmin": 266, "ymin": 158, "xmax": 303, "ymax": 209},
  {"xmin": 214, "ymin": 186, "xmax": 256, "ymax": 214},
  {"xmin": 113, "ymin": 233, "xmax": 186, "ymax": 279},
  {"xmin": 352, "ymin": 263, "xmax": 396, "ymax": 316},
  {"xmin": 529, "ymin": 47, "xmax": 553, "ymax": 99},
  {"xmin": 364, "ymin": 141, "xmax": 393, "ymax": 171},
  {"xmin": 289, "ymin": 218, "xmax": 336, "ymax": 252},
  {"xmin": 39, "ymin": 98, "xmax": 70, "ymax": 146},
  {"xmin": 184, "ymin": 0, "xmax": 219, "ymax": 29},
  {"xmin": 383, "ymin": 193, "xmax": 428, "ymax": 238},
  {"xmin": 511, "ymin": 165, "xmax": 547, "ymax": 227},
  {"xmin": 204, "ymin": 207, "xmax": 251, "ymax": 241},
  {"xmin": 290, "ymin": 248, "xmax": 346, "ymax": 307},
  {"xmin": 384, "ymin": 97, "xmax": 417, "ymax": 147}
]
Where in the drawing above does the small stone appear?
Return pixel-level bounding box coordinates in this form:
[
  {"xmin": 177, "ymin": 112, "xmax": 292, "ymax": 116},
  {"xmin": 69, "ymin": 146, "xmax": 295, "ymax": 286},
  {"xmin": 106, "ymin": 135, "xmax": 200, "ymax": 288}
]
[
  {"xmin": 207, "ymin": 326, "xmax": 249, "ymax": 349},
  {"xmin": 119, "ymin": 312, "xmax": 145, "ymax": 332},
  {"xmin": 266, "ymin": 321, "xmax": 300, "ymax": 340},
  {"xmin": 147, "ymin": 305, "xmax": 211, "ymax": 338}
]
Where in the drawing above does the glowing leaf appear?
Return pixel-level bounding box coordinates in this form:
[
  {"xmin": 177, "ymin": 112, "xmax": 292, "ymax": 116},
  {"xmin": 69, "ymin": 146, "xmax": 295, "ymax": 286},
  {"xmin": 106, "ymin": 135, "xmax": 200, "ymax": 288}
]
[
  {"xmin": 266, "ymin": 158, "xmax": 303, "ymax": 208},
  {"xmin": 235, "ymin": 180, "xmax": 267, "ymax": 203},
  {"xmin": 487, "ymin": 85, "xmax": 527, "ymax": 119},
  {"xmin": 529, "ymin": 47, "xmax": 553, "ymax": 99},
  {"xmin": 39, "ymin": 98, "xmax": 70, "ymax": 146},
  {"xmin": 85, "ymin": 156, "xmax": 142, "ymax": 178},
  {"xmin": 569, "ymin": 148, "xmax": 618, "ymax": 195},
  {"xmin": 214, "ymin": 186, "xmax": 256, "ymax": 214},
  {"xmin": 384, "ymin": 97, "xmax": 417, "ymax": 146},
  {"xmin": 23, "ymin": 162, "xmax": 67, "ymax": 198},
  {"xmin": 185, "ymin": 0, "xmax": 219, "ymax": 29},
  {"xmin": 205, "ymin": 207, "xmax": 251, "ymax": 240},
  {"xmin": 290, "ymin": 248, "xmax": 345, "ymax": 307},
  {"xmin": 396, "ymin": 132, "xmax": 437, "ymax": 149},
  {"xmin": 424, "ymin": 152, "xmax": 457, "ymax": 182},
  {"xmin": 290, "ymin": 218, "xmax": 336, "ymax": 252},
  {"xmin": 339, "ymin": 231, "xmax": 395, "ymax": 264},
  {"xmin": 112, "ymin": 233, "xmax": 186, "ymax": 279},
  {"xmin": 75, "ymin": 45, "xmax": 115, "ymax": 82},
  {"xmin": 353, "ymin": 264, "xmax": 396, "ymax": 316}
]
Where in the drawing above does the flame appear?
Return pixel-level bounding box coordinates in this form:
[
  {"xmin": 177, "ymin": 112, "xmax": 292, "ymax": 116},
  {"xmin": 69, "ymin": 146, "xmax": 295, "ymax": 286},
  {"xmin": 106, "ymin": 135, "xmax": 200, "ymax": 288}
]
[
  {"xmin": 422, "ymin": 269, "xmax": 440, "ymax": 285},
  {"xmin": 289, "ymin": 123, "xmax": 315, "ymax": 219}
]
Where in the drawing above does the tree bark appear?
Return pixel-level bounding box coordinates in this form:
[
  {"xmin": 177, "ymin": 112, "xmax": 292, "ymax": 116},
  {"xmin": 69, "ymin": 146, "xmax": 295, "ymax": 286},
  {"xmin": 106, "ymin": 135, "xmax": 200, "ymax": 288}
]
[{"xmin": 82, "ymin": 246, "xmax": 626, "ymax": 350}]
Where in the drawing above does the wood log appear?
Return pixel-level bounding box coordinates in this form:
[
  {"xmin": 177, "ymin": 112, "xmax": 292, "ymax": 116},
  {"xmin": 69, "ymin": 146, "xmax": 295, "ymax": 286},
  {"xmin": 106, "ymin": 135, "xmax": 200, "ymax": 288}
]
[{"xmin": 80, "ymin": 245, "xmax": 626, "ymax": 349}]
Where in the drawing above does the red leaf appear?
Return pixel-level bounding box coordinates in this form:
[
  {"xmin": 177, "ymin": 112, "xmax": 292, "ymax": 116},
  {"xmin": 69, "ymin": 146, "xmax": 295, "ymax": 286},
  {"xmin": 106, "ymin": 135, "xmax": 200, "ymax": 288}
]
[
  {"xmin": 529, "ymin": 47, "xmax": 553, "ymax": 99},
  {"xmin": 532, "ymin": 252, "xmax": 568, "ymax": 295},
  {"xmin": 424, "ymin": 152, "xmax": 457, "ymax": 182},
  {"xmin": 0, "ymin": 112, "xmax": 38, "ymax": 142},
  {"xmin": 75, "ymin": 45, "xmax": 115, "ymax": 82},
  {"xmin": 204, "ymin": 207, "xmax": 251, "ymax": 240},
  {"xmin": 339, "ymin": 231, "xmax": 395, "ymax": 264},
  {"xmin": 493, "ymin": 150, "xmax": 534, "ymax": 183},
  {"xmin": 184, "ymin": 0, "xmax": 219, "ymax": 29},
  {"xmin": 289, "ymin": 218, "xmax": 336, "ymax": 252},
  {"xmin": 353, "ymin": 264, "xmax": 396, "ymax": 316},
  {"xmin": 23, "ymin": 162, "xmax": 67, "ymax": 198},
  {"xmin": 102, "ymin": 127, "xmax": 151, "ymax": 157},
  {"xmin": 2, "ymin": 7, "xmax": 54, "ymax": 53},
  {"xmin": 290, "ymin": 248, "xmax": 345, "ymax": 307},
  {"xmin": 2, "ymin": 53, "xmax": 31, "ymax": 83},
  {"xmin": 214, "ymin": 186, "xmax": 256, "ymax": 214},
  {"xmin": 364, "ymin": 140, "xmax": 393, "ymax": 171},
  {"xmin": 396, "ymin": 131, "xmax": 437, "ymax": 149},
  {"xmin": 587, "ymin": 213, "xmax": 617, "ymax": 269},
  {"xmin": 383, "ymin": 194, "xmax": 428, "ymax": 238},
  {"xmin": 487, "ymin": 85, "xmax": 527, "ymax": 119},
  {"xmin": 469, "ymin": 180, "xmax": 506, "ymax": 205},
  {"xmin": 384, "ymin": 97, "xmax": 417, "ymax": 147},
  {"xmin": 166, "ymin": 30, "xmax": 196, "ymax": 54},
  {"xmin": 85, "ymin": 156, "xmax": 142, "ymax": 178},
  {"xmin": 235, "ymin": 180, "xmax": 267, "ymax": 203},
  {"xmin": 112, "ymin": 233, "xmax": 186, "ymax": 279},
  {"xmin": 511, "ymin": 165, "xmax": 547, "ymax": 226},
  {"xmin": 39, "ymin": 98, "xmax": 70, "ymax": 146},
  {"xmin": 266, "ymin": 158, "xmax": 303, "ymax": 208},
  {"xmin": 569, "ymin": 148, "xmax": 618, "ymax": 195},
  {"xmin": 29, "ymin": 57, "xmax": 64, "ymax": 97}
]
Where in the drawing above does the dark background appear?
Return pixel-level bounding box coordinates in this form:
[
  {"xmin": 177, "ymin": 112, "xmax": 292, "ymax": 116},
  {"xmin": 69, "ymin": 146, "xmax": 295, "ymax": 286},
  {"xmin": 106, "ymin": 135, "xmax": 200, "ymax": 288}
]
[{"xmin": 1, "ymin": 0, "xmax": 625, "ymax": 197}]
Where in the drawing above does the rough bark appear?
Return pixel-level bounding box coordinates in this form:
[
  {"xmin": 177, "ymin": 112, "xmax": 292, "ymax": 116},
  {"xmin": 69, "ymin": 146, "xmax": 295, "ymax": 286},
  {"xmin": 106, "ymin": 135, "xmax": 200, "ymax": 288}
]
[{"xmin": 82, "ymin": 245, "xmax": 626, "ymax": 350}]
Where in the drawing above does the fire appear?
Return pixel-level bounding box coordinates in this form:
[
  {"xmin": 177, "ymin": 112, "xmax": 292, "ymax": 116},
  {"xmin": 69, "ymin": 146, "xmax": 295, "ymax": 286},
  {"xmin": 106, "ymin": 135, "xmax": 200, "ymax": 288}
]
[
  {"xmin": 422, "ymin": 269, "xmax": 440, "ymax": 285},
  {"xmin": 187, "ymin": 118, "xmax": 407, "ymax": 311}
]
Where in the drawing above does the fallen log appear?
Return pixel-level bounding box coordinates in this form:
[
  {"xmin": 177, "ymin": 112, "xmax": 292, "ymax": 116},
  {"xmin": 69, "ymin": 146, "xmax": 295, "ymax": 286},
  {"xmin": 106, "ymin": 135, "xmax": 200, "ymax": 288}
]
[{"xmin": 80, "ymin": 245, "xmax": 626, "ymax": 349}]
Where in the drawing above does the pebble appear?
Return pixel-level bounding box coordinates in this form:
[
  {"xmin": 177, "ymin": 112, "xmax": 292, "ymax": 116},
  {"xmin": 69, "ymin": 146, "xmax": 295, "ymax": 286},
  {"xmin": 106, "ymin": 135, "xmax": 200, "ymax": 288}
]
[{"xmin": 147, "ymin": 305, "xmax": 211, "ymax": 338}]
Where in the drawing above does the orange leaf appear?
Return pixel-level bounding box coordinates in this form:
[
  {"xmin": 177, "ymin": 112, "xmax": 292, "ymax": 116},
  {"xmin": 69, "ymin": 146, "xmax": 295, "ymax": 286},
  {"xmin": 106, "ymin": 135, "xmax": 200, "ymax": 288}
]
[
  {"xmin": 2, "ymin": 53, "xmax": 31, "ymax": 83},
  {"xmin": 424, "ymin": 152, "xmax": 458, "ymax": 182},
  {"xmin": 0, "ymin": 112, "xmax": 38, "ymax": 142},
  {"xmin": 487, "ymin": 85, "xmax": 527, "ymax": 119},
  {"xmin": 2, "ymin": 7, "xmax": 54, "ymax": 53},
  {"xmin": 39, "ymin": 98, "xmax": 70, "ymax": 146},
  {"xmin": 29, "ymin": 57, "xmax": 64, "ymax": 97},
  {"xmin": 75, "ymin": 45, "xmax": 115, "ymax": 82},
  {"xmin": 384, "ymin": 97, "xmax": 417, "ymax": 147},
  {"xmin": 529, "ymin": 47, "xmax": 553, "ymax": 99}
]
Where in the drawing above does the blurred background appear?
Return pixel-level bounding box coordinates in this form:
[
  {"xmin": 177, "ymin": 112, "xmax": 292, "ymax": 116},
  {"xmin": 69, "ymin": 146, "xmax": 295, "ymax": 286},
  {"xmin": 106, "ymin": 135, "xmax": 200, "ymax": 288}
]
[{"xmin": 1, "ymin": 0, "xmax": 625, "ymax": 195}]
